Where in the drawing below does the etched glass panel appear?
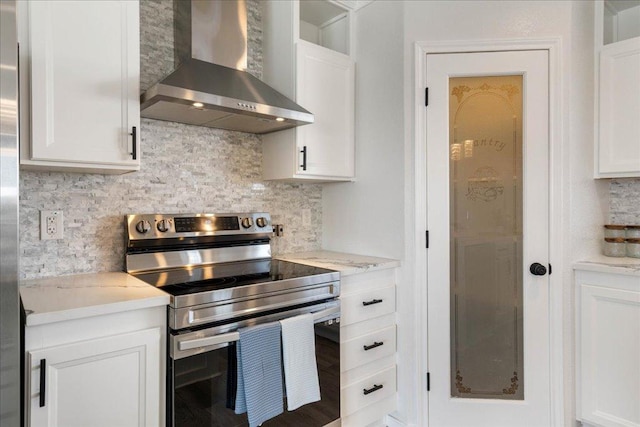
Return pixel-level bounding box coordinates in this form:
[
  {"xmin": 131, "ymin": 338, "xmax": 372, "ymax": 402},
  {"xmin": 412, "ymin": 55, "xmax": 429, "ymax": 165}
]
[{"xmin": 449, "ymin": 76, "xmax": 524, "ymax": 400}]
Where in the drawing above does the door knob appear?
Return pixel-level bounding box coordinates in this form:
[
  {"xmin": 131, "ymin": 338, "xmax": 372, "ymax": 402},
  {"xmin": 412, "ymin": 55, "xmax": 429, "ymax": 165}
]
[{"xmin": 529, "ymin": 262, "xmax": 547, "ymax": 276}]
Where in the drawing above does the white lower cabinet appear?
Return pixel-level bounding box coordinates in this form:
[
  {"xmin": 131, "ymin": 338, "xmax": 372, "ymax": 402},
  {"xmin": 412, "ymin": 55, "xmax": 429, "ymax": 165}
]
[
  {"xmin": 340, "ymin": 268, "xmax": 397, "ymax": 426},
  {"xmin": 25, "ymin": 307, "xmax": 166, "ymax": 427},
  {"xmin": 575, "ymin": 266, "xmax": 640, "ymax": 427}
]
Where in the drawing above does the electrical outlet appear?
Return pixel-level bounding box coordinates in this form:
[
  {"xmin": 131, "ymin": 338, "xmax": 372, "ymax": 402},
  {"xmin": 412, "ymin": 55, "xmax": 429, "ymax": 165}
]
[
  {"xmin": 272, "ymin": 224, "xmax": 284, "ymax": 237},
  {"xmin": 40, "ymin": 210, "xmax": 64, "ymax": 240},
  {"xmin": 302, "ymin": 209, "xmax": 311, "ymax": 226}
]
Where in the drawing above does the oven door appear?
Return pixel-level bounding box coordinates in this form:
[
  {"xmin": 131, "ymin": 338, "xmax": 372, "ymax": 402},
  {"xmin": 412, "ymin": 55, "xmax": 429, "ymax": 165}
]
[{"xmin": 168, "ymin": 302, "xmax": 341, "ymax": 427}]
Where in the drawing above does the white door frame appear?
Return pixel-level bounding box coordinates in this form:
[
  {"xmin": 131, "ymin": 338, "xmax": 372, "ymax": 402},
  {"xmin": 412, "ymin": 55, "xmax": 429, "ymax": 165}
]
[{"xmin": 411, "ymin": 38, "xmax": 565, "ymax": 427}]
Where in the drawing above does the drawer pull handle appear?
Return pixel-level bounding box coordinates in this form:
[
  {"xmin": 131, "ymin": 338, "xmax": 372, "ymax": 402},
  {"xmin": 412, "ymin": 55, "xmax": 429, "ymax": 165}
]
[
  {"xmin": 362, "ymin": 298, "xmax": 383, "ymax": 306},
  {"xmin": 363, "ymin": 384, "xmax": 383, "ymax": 395},
  {"xmin": 363, "ymin": 341, "xmax": 384, "ymax": 351},
  {"xmin": 39, "ymin": 359, "xmax": 46, "ymax": 407},
  {"xmin": 300, "ymin": 146, "xmax": 307, "ymax": 171},
  {"xmin": 130, "ymin": 126, "xmax": 137, "ymax": 160}
]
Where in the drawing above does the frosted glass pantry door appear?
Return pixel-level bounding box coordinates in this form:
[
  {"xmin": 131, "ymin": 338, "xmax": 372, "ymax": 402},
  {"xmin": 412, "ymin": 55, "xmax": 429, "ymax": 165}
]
[{"xmin": 426, "ymin": 50, "xmax": 550, "ymax": 427}]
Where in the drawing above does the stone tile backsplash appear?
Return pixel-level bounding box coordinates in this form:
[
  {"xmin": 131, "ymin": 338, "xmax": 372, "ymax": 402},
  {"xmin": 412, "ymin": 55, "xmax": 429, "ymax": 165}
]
[
  {"xmin": 18, "ymin": 1, "xmax": 640, "ymax": 279},
  {"xmin": 609, "ymin": 178, "xmax": 640, "ymax": 225},
  {"xmin": 18, "ymin": 0, "xmax": 322, "ymax": 279}
]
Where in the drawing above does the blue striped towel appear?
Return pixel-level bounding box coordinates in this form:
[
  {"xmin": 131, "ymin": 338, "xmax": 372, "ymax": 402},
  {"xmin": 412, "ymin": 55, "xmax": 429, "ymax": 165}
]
[
  {"xmin": 280, "ymin": 313, "xmax": 321, "ymax": 410},
  {"xmin": 234, "ymin": 322, "xmax": 284, "ymax": 427}
]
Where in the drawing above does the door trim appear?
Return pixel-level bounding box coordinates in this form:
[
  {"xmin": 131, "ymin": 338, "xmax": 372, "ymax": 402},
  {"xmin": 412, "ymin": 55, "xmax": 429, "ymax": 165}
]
[{"xmin": 411, "ymin": 38, "xmax": 564, "ymax": 427}]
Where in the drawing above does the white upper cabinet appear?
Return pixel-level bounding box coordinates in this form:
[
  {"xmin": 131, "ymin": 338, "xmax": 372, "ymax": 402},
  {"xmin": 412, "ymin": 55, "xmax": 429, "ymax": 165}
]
[
  {"xmin": 18, "ymin": 0, "xmax": 140, "ymax": 174},
  {"xmin": 262, "ymin": 0, "xmax": 355, "ymax": 182},
  {"xmin": 594, "ymin": 0, "xmax": 640, "ymax": 178}
]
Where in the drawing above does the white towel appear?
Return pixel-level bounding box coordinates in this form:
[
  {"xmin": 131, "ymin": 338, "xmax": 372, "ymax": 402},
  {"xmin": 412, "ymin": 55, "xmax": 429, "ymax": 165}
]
[{"xmin": 279, "ymin": 313, "xmax": 321, "ymax": 411}]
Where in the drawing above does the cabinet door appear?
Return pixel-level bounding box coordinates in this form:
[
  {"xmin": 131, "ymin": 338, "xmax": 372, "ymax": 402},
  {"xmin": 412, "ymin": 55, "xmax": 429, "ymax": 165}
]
[
  {"xmin": 27, "ymin": 0, "xmax": 140, "ymax": 167},
  {"xmin": 578, "ymin": 280, "xmax": 640, "ymax": 427},
  {"xmin": 295, "ymin": 41, "xmax": 355, "ymax": 178},
  {"xmin": 597, "ymin": 37, "xmax": 640, "ymax": 177},
  {"xmin": 27, "ymin": 328, "xmax": 161, "ymax": 427}
]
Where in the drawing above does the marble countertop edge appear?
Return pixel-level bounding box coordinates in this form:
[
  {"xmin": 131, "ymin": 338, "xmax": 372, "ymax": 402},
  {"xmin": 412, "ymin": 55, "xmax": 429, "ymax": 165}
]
[
  {"xmin": 574, "ymin": 256, "xmax": 640, "ymax": 276},
  {"xmin": 23, "ymin": 294, "xmax": 169, "ymax": 327},
  {"xmin": 20, "ymin": 272, "xmax": 169, "ymax": 326},
  {"xmin": 276, "ymin": 250, "xmax": 400, "ymax": 276}
]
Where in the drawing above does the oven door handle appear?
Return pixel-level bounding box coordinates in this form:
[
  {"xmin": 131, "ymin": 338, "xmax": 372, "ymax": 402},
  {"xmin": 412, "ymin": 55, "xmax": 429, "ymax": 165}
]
[
  {"xmin": 311, "ymin": 305, "xmax": 340, "ymax": 322},
  {"xmin": 179, "ymin": 332, "xmax": 240, "ymax": 351},
  {"xmin": 177, "ymin": 305, "xmax": 341, "ymax": 352}
]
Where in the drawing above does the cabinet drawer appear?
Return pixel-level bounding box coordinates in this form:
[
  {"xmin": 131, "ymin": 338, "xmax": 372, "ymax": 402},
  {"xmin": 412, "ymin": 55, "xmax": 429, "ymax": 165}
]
[
  {"xmin": 341, "ymin": 268, "xmax": 395, "ymax": 296},
  {"xmin": 341, "ymin": 365, "xmax": 396, "ymax": 417},
  {"xmin": 341, "ymin": 325, "xmax": 395, "ymax": 372},
  {"xmin": 340, "ymin": 286, "xmax": 395, "ymax": 326},
  {"xmin": 341, "ymin": 395, "xmax": 397, "ymax": 427}
]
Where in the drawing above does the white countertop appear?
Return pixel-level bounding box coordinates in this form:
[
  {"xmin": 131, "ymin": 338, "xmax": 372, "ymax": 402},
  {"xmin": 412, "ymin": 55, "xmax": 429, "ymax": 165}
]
[
  {"xmin": 276, "ymin": 250, "xmax": 400, "ymax": 276},
  {"xmin": 20, "ymin": 272, "xmax": 169, "ymax": 326},
  {"xmin": 574, "ymin": 256, "xmax": 640, "ymax": 276}
]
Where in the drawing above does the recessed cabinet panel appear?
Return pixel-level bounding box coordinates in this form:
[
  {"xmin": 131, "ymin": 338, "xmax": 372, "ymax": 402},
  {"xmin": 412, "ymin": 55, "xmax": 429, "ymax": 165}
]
[
  {"xmin": 594, "ymin": 0, "xmax": 640, "ymax": 178},
  {"xmin": 296, "ymin": 41, "xmax": 355, "ymax": 178},
  {"xmin": 576, "ymin": 269, "xmax": 640, "ymax": 427},
  {"xmin": 27, "ymin": 327, "xmax": 161, "ymax": 427},
  {"xmin": 598, "ymin": 39, "xmax": 640, "ymax": 175},
  {"xmin": 19, "ymin": 0, "xmax": 140, "ymax": 173}
]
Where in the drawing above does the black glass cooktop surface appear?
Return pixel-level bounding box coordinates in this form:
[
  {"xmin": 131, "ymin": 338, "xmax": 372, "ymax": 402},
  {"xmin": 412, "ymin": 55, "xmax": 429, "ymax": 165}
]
[{"xmin": 133, "ymin": 259, "xmax": 337, "ymax": 297}]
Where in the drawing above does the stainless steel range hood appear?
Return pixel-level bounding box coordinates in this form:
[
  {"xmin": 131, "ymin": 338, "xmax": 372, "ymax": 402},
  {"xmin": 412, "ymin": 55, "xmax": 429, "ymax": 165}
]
[{"xmin": 140, "ymin": 0, "xmax": 313, "ymax": 134}]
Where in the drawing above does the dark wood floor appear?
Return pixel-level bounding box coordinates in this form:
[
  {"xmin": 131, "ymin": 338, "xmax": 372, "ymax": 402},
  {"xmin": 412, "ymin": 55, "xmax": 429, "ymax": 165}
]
[{"xmin": 173, "ymin": 328, "xmax": 340, "ymax": 427}]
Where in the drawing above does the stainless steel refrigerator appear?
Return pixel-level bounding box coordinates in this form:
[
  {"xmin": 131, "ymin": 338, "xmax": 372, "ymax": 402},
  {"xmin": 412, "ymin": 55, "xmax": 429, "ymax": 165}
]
[{"xmin": 1, "ymin": 0, "xmax": 22, "ymax": 426}]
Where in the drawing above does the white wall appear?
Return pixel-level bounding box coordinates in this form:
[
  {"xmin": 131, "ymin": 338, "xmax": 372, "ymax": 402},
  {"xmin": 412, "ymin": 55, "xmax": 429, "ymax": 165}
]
[
  {"xmin": 402, "ymin": 2, "xmax": 606, "ymax": 425},
  {"xmin": 322, "ymin": 2, "xmax": 405, "ymax": 260},
  {"xmin": 323, "ymin": 1, "xmax": 606, "ymax": 426},
  {"xmin": 321, "ymin": 1, "xmax": 409, "ymax": 422}
]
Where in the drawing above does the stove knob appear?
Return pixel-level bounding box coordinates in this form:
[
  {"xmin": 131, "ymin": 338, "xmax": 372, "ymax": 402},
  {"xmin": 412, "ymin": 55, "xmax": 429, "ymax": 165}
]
[
  {"xmin": 157, "ymin": 219, "xmax": 171, "ymax": 232},
  {"xmin": 241, "ymin": 217, "xmax": 253, "ymax": 229},
  {"xmin": 135, "ymin": 220, "xmax": 151, "ymax": 234},
  {"xmin": 256, "ymin": 217, "xmax": 268, "ymax": 228}
]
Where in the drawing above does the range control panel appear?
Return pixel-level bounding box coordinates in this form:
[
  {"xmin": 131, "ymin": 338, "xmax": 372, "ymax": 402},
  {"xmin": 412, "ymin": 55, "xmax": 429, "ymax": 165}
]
[{"xmin": 126, "ymin": 213, "xmax": 271, "ymax": 240}]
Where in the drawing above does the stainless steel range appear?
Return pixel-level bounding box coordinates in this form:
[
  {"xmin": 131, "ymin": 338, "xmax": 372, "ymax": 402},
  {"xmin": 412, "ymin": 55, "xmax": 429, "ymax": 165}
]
[{"xmin": 125, "ymin": 213, "xmax": 341, "ymax": 427}]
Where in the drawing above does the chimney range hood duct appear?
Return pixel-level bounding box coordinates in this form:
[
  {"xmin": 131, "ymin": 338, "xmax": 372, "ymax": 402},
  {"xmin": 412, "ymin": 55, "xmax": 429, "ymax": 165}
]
[{"xmin": 140, "ymin": 0, "xmax": 313, "ymax": 134}]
